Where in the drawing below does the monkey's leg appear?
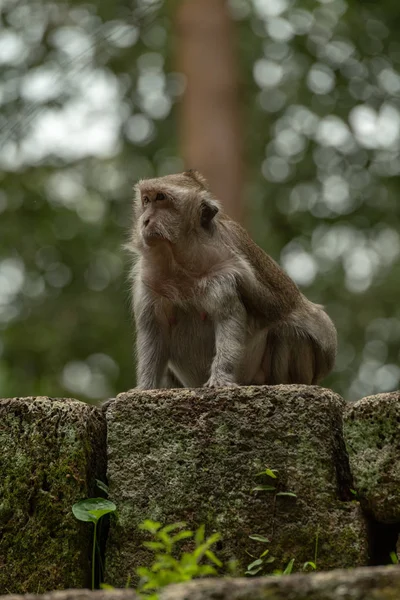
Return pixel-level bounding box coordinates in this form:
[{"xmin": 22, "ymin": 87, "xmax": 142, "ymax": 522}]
[
  {"xmin": 204, "ymin": 289, "xmax": 246, "ymax": 388},
  {"xmin": 161, "ymin": 367, "xmax": 184, "ymax": 388},
  {"xmin": 135, "ymin": 306, "xmax": 169, "ymax": 389}
]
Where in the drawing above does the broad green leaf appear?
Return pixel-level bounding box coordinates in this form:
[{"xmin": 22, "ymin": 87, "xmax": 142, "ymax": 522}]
[
  {"xmin": 72, "ymin": 498, "xmax": 116, "ymax": 523},
  {"xmin": 249, "ymin": 534, "xmax": 270, "ymax": 543}
]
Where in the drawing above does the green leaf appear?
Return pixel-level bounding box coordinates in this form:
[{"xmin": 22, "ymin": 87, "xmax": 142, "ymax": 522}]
[
  {"xmin": 247, "ymin": 558, "xmax": 263, "ymax": 570},
  {"xmin": 95, "ymin": 479, "xmax": 109, "ymax": 494},
  {"xmin": 249, "ymin": 534, "xmax": 270, "ymax": 543},
  {"xmin": 195, "ymin": 524, "xmax": 205, "ymax": 546},
  {"xmin": 142, "ymin": 541, "xmax": 165, "ymax": 551},
  {"xmin": 245, "ymin": 567, "xmax": 263, "ymax": 575},
  {"xmin": 139, "ymin": 520, "xmax": 162, "ymax": 533},
  {"xmin": 252, "ymin": 485, "xmax": 276, "ymax": 492},
  {"xmin": 99, "ymin": 583, "xmax": 114, "ymax": 590},
  {"xmin": 260, "ymin": 549, "xmax": 270, "ymax": 558},
  {"xmin": 172, "ymin": 531, "xmax": 193, "ymax": 543},
  {"xmin": 276, "ymin": 492, "xmax": 297, "ymax": 498},
  {"xmin": 161, "ymin": 522, "xmax": 187, "ymax": 534},
  {"xmin": 265, "ymin": 556, "xmax": 276, "ymax": 563},
  {"xmin": 205, "ymin": 549, "xmax": 223, "ymax": 567},
  {"xmin": 256, "ymin": 468, "xmax": 278, "ymax": 478},
  {"xmin": 72, "ymin": 498, "xmax": 116, "ymax": 523},
  {"xmin": 265, "ymin": 469, "xmax": 278, "ymax": 478},
  {"xmin": 390, "ymin": 552, "xmax": 399, "ymax": 564},
  {"xmin": 283, "ymin": 558, "xmax": 295, "ymax": 574},
  {"xmin": 303, "ymin": 561, "xmax": 317, "ymax": 571}
]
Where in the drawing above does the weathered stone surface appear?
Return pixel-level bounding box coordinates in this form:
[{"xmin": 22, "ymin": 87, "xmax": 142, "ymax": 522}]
[
  {"xmin": 0, "ymin": 397, "xmax": 107, "ymax": 594},
  {"xmin": 344, "ymin": 392, "xmax": 400, "ymax": 523},
  {"xmin": 2, "ymin": 566, "xmax": 400, "ymax": 600},
  {"xmin": 105, "ymin": 385, "xmax": 368, "ymax": 586},
  {"xmin": 161, "ymin": 566, "xmax": 400, "ymax": 599}
]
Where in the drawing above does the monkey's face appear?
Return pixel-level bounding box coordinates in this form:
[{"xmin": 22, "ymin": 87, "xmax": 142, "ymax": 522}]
[
  {"xmin": 134, "ymin": 172, "xmax": 220, "ymax": 250},
  {"xmin": 136, "ymin": 187, "xmax": 182, "ymax": 247}
]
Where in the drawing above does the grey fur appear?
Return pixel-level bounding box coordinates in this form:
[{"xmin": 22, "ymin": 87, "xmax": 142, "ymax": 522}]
[{"xmin": 129, "ymin": 172, "xmax": 337, "ymax": 389}]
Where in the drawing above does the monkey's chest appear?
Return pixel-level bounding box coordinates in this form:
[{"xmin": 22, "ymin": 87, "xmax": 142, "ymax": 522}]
[{"xmin": 166, "ymin": 308, "xmax": 216, "ymax": 387}]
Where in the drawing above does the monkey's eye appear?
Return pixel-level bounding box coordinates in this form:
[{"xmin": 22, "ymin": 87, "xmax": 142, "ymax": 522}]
[
  {"xmin": 155, "ymin": 192, "xmax": 165, "ymax": 202},
  {"xmin": 142, "ymin": 196, "xmax": 150, "ymax": 206}
]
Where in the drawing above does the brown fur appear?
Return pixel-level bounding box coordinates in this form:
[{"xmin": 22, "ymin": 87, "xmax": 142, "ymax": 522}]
[{"xmin": 128, "ymin": 171, "xmax": 337, "ymax": 389}]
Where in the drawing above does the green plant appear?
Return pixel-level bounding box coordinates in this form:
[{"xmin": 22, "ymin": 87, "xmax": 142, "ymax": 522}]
[
  {"xmin": 72, "ymin": 485, "xmax": 116, "ymax": 590},
  {"xmin": 136, "ymin": 520, "xmax": 223, "ymax": 599},
  {"xmin": 252, "ymin": 467, "xmax": 297, "ymax": 499},
  {"xmin": 246, "ymin": 467, "xmax": 297, "ymax": 576},
  {"xmin": 302, "ymin": 528, "xmax": 319, "ymax": 572}
]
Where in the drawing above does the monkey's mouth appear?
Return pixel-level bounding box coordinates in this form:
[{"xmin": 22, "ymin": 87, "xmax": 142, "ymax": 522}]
[{"xmin": 142, "ymin": 230, "xmax": 167, "ymax": 245}]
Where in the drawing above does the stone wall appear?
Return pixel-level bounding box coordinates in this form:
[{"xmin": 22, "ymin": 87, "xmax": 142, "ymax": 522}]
[{"xmin": 1, "ymin": 386, "xmax": 400, "ymax": 594}]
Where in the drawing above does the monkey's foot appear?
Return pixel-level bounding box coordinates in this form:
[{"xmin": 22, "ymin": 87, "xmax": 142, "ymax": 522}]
[{"xmin": 204, "ymin": 376, "xmax": 239, "ymax": 388}]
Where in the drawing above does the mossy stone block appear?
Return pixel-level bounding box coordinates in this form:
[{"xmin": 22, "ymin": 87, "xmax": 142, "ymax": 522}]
[
  {"xmin": 105, "ymin": 385, "xmax": 368, "ymax": 585},
  {"xmin": 344, "ymin": 392, "xmax": 400, "ymax": 523},
  {"xmin": 0, "ymin": 397, "xmax": 106, "ymax": 593}
]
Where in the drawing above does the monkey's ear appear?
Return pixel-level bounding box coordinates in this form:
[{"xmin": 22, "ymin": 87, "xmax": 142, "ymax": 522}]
[{"xmin": 200, "ymin": 200, "xmax": 219, "ymax": 228}]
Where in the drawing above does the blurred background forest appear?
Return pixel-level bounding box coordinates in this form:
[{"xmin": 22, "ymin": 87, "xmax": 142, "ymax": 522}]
[{"xmin": 1, "ymin": 0, "xmax": 400, "ymax": 403}]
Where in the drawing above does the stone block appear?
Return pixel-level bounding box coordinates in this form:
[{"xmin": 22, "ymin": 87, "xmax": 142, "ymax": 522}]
[
  {"xmin": 105, "ymin": 385, "xmax": 368, "ymax": 585},
  {"xmin": 344, "ymin": 391, "xmax": 400, "ymax": 523},
  {"xmin": 0, "ymin": 397, "xmax": 106, "ymax": 594}
]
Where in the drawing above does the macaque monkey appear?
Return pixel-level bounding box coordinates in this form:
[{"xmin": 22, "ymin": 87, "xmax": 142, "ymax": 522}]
[{"xmin": 128, "ymin": 170, "xmax": 337, "ymax": 389}]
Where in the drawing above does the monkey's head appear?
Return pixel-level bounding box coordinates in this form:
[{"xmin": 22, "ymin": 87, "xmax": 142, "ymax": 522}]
[{"xmin": 133, "ymin": 170, "xmax": 220, "ymax": 249}]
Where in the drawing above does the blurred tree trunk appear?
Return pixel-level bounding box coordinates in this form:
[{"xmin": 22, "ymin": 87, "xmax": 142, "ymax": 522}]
[{"xmin": 176, "ymin": 0, "xmax": 244, "ymax": 223}]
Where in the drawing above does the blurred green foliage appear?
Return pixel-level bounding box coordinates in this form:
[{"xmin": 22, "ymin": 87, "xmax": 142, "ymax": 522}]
[{"xmin": 0, "ymin": 0, "xmax": 399, "ymax": 402}]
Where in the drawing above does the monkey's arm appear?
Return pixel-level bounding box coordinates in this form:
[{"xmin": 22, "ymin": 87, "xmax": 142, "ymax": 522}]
[
  {"xmin": 134, "ymin": 287, "xmax": 169, "ymax": 389},
  {"xmin": 203, "ymin": 279, "xmax": 246, "ymax": 387}
]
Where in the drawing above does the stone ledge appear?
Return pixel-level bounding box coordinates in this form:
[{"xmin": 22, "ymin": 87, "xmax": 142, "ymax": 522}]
[{"xmin": 2, "ymin": 565, "xmax": 400, "ymax": 600}]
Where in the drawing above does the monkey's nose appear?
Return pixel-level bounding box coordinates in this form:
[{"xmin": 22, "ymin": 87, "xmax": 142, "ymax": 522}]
[{"xmin": 143, "ymin": 218, "xmax": 150, "ymax": 227}]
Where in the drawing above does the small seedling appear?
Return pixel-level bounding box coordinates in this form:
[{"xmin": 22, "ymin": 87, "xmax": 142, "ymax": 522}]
[
  {"xmin": 273, "ymin": 558, "xmax": 295, "ymax": 575},
  {"xmin": 251, "ymin": 467, "xmax": 297, "ymax": 498},
  {"xmin": 72, "ymin": 497, "xmax": 116, "ymax": 590}
]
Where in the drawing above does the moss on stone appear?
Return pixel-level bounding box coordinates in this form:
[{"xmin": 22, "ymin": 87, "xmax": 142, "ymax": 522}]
[{"xmin": 0, "ymin": 397, "xmax": 106, "ymax": 593}]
